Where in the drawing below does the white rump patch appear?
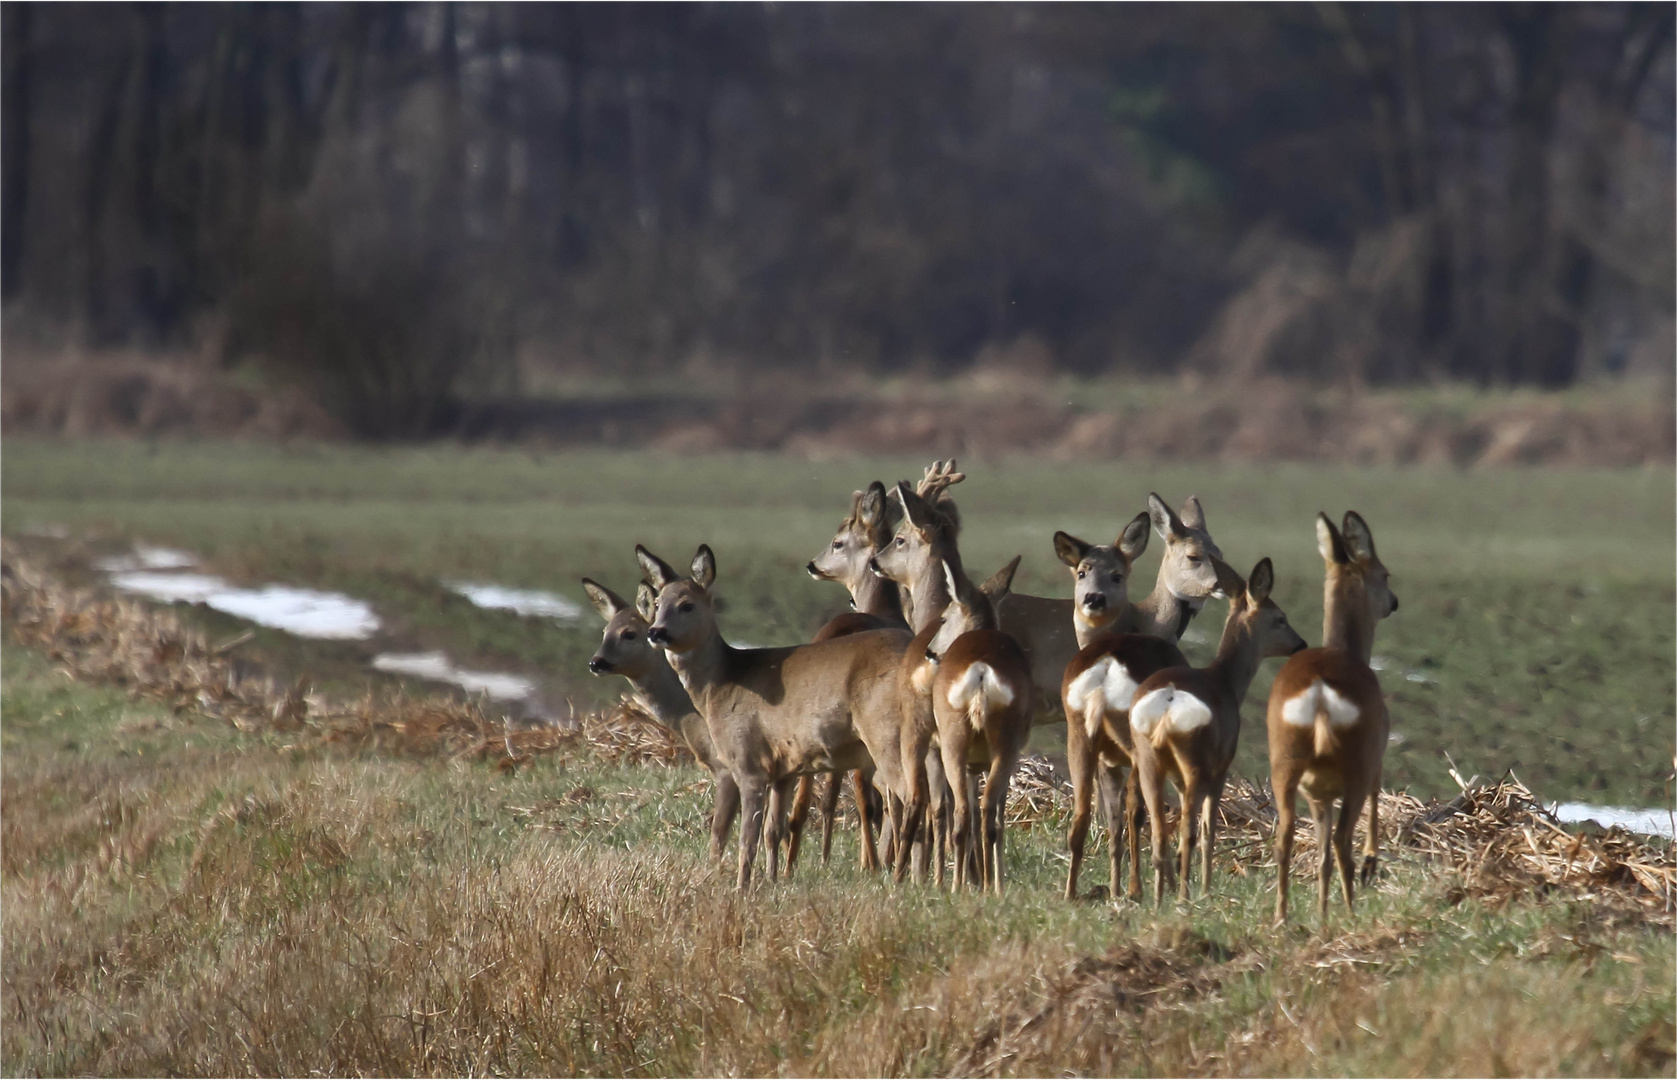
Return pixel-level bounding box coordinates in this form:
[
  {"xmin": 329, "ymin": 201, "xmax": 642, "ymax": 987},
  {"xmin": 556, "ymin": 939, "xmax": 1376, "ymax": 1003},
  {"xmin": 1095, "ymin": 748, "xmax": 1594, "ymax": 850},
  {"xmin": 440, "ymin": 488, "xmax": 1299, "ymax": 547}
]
[
  {"xmin": 1068, "ymin": 657, "xmax": 1141, "ymax": 739},
  {"xmin": 1130, "ymin": 686, "xmax": 1213, "ymax": 739},
  {"xmin": 946, "ymin": 662, "xmax": 1015, "ymax": 722},
  {"xmin": 1279, "ymin": 680, "xmax": 1361, "ymax": 729}
]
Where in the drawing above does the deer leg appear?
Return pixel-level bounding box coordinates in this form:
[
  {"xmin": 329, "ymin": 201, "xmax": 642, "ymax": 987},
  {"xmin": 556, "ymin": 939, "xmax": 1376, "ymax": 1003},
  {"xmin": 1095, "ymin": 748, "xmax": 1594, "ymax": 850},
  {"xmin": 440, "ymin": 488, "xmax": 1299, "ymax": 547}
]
[
  {"xmin": 854, "ymin": 771, "xmax": 881, "ymax": 873},
  {"xmin": 1199, "ymin": 780, "xmax": 1223, "ymax": 900},
  {"xmin": 1360, "ymin": 771, "xmax": 1381, "ymax": 887},
  {"xmin": 983, "ymin": 750, "xmax": 1018, "ymax": 895},
  {"xmin": 1096, "ymin": 761, "xmax": 1126, "ymax": 900},
  {"xmin": 709, "ymin": 769, "xmax": 741, "ymax": 863},
  {"xmin": 783, "ymin": 775, "xmax": 814, "ymax": 877},
  {"xmin": 765, "ymin": 778, "xmax": 793, "ymax": 883},
  {"xmin": 1272, "ymin": 773, "xmax": 1297, "ymax": 926},
  {"xmin": 965, "ymin": 773, "xmax": 982, "ymax": 885},
  {"xmin": 1337, "ymin": 786, "xmax": 1367, "ymax": 915},
  {"xmin": 940, "ymin": 734, "xmax": 974, "ymax": 891},
  {"xmin": 736, "ymin": 780, "xmax": 767, "ymax": 891},
  {"xmin": 894, "ymin": 740, "xmax": 931, "ymax": 885},
  {"xmin": 1125, "ymin": 766, "xmax": 1145, "ymax": 901},
  {"xmin": 819, "ymin": 771, "xmax": 842, "ymax": 867},
  {"xmin": 1311, "ymin": 797, "xmax": 1335, "ymax": 927},
  {"xmin": 1063, "ymin": 727, "xmax": 1096, "ymax": 902},
  {"xmin": 1176, "ymin": 771, "xmax": 1201, "ymax": 903},
  {"xmin": 1134, "ymin": 745, "xmax": 1171, "ymax": 906}
]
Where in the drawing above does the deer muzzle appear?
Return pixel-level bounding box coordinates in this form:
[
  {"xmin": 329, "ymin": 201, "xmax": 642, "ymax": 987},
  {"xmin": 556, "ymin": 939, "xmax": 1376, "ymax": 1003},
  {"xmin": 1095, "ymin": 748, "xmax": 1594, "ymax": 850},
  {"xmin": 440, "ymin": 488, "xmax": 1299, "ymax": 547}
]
[
  {"xmin": 646, "ymin": 626, "xmax": 671, "ymax": 645},
  {"xmin": 587, "ymin": 656, "xmax": 612, "ymax": 674}
]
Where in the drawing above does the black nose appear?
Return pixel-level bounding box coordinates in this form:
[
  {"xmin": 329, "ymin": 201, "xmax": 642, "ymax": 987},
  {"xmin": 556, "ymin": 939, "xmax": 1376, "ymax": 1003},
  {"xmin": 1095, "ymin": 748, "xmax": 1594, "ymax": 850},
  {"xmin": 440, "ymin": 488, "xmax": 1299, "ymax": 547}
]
[
  {"xmin": 868, "ymin": 557, "xmax": 885, "ymax": 577},
  {"xmin": 924, "ymin": 648, "xmax": 939, "ymax": 663},
  {"xmin": 1390, "ymin": 594, "xmax": 1400, "ymax": 613},
  {"xmin": 806, "ymin": 561, "xmax": 820, "ymax": 578},
  {"xmin": 1083, "ymin": 594, "xmax": 1106, "ymax": 611},
  {"xmin": 587, "ymin": 657, "xmax": 610, "ymax": 674},
  {"xmin": 647, "ymin": 626, "xmax": 669, "ymax": 645},
  {"xmin": 1290, "ymin": 640, "xmax": 1308, "ymax": 655}
]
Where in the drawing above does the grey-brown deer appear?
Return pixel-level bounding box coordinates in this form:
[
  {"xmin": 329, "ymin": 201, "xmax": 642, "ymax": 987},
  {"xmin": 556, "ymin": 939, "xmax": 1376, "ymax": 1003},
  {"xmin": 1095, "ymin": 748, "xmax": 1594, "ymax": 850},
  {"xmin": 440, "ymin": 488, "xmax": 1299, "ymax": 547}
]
[
  {"xmin": 1056, "ymin": 493, "xmax": 1225, "ymax": 902},
  {"xmin": 1127, "ymin": 556, "xmax": 1306, "ymax": 901},
  {"xmin": 640, "ymin": 544, "xmax": 925, "ymax": 889},
  {"xmin": 583, "ymin": 577, "xmax": 740, "ymax": 861},
  {"xmin": 1266, "ymin": 512, "xmax": 1398, "ymax": 925}
]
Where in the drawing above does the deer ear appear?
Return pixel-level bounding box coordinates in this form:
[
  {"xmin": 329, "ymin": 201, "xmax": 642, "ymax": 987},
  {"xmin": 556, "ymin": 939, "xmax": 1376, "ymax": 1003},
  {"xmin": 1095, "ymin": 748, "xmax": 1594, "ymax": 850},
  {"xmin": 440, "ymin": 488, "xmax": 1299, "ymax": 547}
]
[
  {"xmin": 581, "ymin": 578, "xmax": 628, "ymax": 620},
  {"xmin": 1316, "ymin": 513, "xmax": 1349, "ymax": 565},
  {"xmin": 1148, "ymin": 492, "xmax": 1186, "ymax": 542},
  {"xmin": 1053, "ymin": 531, "xmax": 1091, "ymax": 568},
  {"xmin": 858, "ymin": 482, "xmax": 887, "ymax": 529},
  {"xmin": 634, "ymin": 582, "xmax": 657, "ymax": 622},
  {"xmin": 1180, "ymin": 495, "xmax": 1207, "ymax": 531},
  {"xmin": 980, "ymin": 555, "xmax": 1021, "ymax": 600},
  {"xmin": 1118, "ymin": 512, "xmax": 1151, "ymax": 563},
  {"xmin": 1341, "ymin": 511, "xmax": 1378, "ymax": 563},
  {"xmin": 1247, "ymin": 557, "xmax": 1274, "ymax": 604},
  {"xmin": 896, "ymin": 481, "xmax": 933, "ymax": 530},
  {"xmin": 1209, "ymin": 556, "xmax": 1246, "ymax": 600},
  {"xmin": 690, "ymin": 545, "xmax": 717, "ymax": 589},
  {"xmin": 941, "ymin": 560, "xmax": 961, "ymax": 603},
  {"xmin": 636, "ymin": 545, "xmax": 681, "ymax": 589}
]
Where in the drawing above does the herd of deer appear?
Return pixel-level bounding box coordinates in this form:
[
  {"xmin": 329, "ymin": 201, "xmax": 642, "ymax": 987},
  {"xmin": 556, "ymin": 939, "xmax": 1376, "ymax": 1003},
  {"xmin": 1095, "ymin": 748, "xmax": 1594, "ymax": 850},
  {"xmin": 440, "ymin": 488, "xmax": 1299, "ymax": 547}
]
[{"xmin": 581, "ymin": 461, "xmax": 1399, "ymax": 924}]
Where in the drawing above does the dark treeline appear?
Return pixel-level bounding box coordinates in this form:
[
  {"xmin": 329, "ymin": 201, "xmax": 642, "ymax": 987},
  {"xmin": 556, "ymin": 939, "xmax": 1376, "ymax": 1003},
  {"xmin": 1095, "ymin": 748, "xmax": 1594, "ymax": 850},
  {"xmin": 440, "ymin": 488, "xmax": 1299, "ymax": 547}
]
[{"xmin": 3, "ymin": 4, "xmax": 1672, "ymax": 434}]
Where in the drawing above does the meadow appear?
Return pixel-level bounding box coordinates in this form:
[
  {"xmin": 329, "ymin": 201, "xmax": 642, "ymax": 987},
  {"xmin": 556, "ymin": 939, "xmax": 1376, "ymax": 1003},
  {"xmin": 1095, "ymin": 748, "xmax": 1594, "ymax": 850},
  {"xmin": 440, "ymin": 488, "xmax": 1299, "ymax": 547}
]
[{"xmin": 2, "ymin": 439, "xmax": 1674, "ymax": 1076}]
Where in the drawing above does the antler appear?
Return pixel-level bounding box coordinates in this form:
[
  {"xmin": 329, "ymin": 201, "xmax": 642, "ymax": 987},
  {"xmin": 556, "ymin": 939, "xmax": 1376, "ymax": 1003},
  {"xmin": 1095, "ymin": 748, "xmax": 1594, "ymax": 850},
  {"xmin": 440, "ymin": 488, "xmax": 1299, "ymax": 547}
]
[{"xmin": 916, "ymin": 459, "xmax": 966, "ymax": 503}]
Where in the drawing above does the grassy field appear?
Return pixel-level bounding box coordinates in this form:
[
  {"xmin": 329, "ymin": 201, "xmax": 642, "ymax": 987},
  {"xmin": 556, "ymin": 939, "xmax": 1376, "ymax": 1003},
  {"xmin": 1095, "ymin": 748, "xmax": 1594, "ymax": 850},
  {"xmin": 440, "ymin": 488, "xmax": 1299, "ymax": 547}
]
[
  {"xmin": 3, "ymin": 438, "xmax": 1672, "ymax": 805},
  {"xmin": 3, "ymin": 438, "xmax": 1674, "ymax": 1076}
]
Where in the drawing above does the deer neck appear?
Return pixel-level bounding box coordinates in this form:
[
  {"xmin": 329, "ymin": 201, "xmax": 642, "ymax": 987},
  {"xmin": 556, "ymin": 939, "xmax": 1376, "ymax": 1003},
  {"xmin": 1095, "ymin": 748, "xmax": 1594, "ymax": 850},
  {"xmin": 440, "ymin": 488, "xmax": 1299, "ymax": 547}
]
[
  {"xmin": 1074, "ymin": 604, "xmax": 1126, "ymax": 649},
  {"xmin": 1205, "ymin": 615, "xmax": 1261, "ymax": 710},
  {"xmin": 905, "ymin": 558, "xmax": 958, "ymax": 634},
  {"xmin": 1323, "ymin": 578, "xmax": 1375, "ymax": 663},
  {"xmin": 661, "ymin": 632, "xmax": 732, "ymax": 710},
  {"xmin": 630, "ymin": 654, "xmax": 696, "ymax": 728},
  {"xmin": 849, "ymin": 569, "xmax": 905, "ymax": 623},
  {"xmin": 1127, "ymin": 574, "xmax": 1199, "ymax": 642}
]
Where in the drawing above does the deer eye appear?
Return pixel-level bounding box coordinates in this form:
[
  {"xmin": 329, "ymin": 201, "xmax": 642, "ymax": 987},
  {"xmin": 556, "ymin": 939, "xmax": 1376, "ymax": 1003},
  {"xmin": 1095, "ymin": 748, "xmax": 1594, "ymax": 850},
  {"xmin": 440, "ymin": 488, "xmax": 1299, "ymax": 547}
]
[
  {"xmin": 832, "ymin": 539, "xmax": 842, "ymax": 549},
  {"xmin": 622, "ymin": 631, "xmax": 638, "ymax": 641},
  {"xmin": 1076, "ymin": 569, "xmax": 1086, "ymax": 580},
  {"xmin": 895, "ymin": 537, "xmax": 905, "ymax": 547},
  {"xmin": 1187, "ymin": 555, "xmax": 1201, "ymax": 565},
  {"xmin": 678, "ymin": 601, "xmax": 694, "ymax": 613}
]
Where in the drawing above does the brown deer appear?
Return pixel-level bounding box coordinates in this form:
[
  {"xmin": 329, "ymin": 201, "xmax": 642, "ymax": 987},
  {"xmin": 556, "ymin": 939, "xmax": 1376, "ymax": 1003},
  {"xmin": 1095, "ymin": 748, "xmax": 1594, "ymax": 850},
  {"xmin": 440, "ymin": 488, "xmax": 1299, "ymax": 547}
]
[
  {"xmin": 640, "ymin": 544, "xmax": 923, "ymax": 889},
  {"xmin": 1002, "ymin": 494, "xmax": 1223, "ymax": 723},
  {"xmin": 1127, "ymin": 557, "xmax": 1306, "ymax": 901},
  {"xmin": 583, "ymin": 578, "xmax": 740, "ymax": 861},
  {"xmin": 1055, "ymin": 493, "xmax": 1225, "ymax": 902},
  {"xmin": 923, "ymin": 558, "xmax": 1033, "ymax": 892},
  {"xmin": 1267, "ymin": 512, "xmax": 1398, "ymax": 925}
]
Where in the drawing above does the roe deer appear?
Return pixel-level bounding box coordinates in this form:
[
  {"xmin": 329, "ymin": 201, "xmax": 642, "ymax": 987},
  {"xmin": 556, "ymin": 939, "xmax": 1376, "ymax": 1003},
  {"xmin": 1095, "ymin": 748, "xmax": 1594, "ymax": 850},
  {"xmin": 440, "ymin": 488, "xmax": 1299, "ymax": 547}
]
[
  {"xmin": 640, "ymin": 544, "xmax": 919, "ymax": 889},
  {"xmin": 1128, "ymin": 557, "xmax": 1306, "ymax": 901},
  {"xmin": 1267, "ymin": 512, "xmax": 1398, "ymax": 925},
  {"xmin": 583, "ymin": 578, "xmax": 740, "ymax": 860},
  {"xmin": 1001, "ymin": 494, "xmax": 1223, "ymax": 724},
  {"xmin": 1055, "ymin": 494, "xmax": 1225, "ymax": 902},
  {"xmin": 924, "ymin": 558, "xmax": 1033, "ymax": 892}
]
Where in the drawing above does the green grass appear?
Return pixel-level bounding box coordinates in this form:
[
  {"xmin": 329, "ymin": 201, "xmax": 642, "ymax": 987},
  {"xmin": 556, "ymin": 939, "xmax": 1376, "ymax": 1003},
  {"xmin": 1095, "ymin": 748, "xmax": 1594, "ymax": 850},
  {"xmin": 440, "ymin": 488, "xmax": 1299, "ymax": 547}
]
[
  {"xmin": 4, "ymin": 437, "xmax": 1673, "ymax": 805},
  {"xmin": 3, "ymin": 641, "xmax": 1672, "ymax": 1076}
]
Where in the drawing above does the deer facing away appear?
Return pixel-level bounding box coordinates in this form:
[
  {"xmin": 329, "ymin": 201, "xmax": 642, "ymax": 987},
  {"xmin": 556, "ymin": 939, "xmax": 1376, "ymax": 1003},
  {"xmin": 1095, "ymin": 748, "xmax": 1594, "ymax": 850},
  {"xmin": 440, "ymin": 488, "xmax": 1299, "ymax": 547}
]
[{"xmin": 1266, "ymin": 511, "xmax": 1398, "ymax": 925}]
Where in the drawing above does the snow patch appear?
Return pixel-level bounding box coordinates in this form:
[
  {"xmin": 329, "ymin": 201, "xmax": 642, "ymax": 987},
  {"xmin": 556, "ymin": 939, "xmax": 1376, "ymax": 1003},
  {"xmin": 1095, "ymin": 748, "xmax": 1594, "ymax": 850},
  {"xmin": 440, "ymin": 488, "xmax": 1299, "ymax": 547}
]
[
  {"xmin": 447, "ymin": 582, "xmax": 583, "ymax": 621},
  {"xmin": 1552, "ymin": 802, "xmax": 1675, "ymax": 840},
  {"xmin": 110, "ymin": 571, "xmax": 380, "ymax": 640},
  {"xmin": 373, "ymin": 651, "xmax": 536, "ymax": 702}
]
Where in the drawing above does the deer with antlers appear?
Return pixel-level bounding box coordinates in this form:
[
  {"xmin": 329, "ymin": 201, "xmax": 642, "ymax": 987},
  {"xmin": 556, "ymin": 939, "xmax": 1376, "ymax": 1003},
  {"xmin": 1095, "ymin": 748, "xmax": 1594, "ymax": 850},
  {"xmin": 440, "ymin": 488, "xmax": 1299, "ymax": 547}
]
[
  {"xmin": 1267, "ymin": 512, "xmax": 1398, "ymax": 925},
  {"xmin": 1127, "ymin": 557, "xmax": 1306, "ymax": 901},
  {"xmin": 582, "ymin": 578, "xmax": 741, "ymax": 861}
]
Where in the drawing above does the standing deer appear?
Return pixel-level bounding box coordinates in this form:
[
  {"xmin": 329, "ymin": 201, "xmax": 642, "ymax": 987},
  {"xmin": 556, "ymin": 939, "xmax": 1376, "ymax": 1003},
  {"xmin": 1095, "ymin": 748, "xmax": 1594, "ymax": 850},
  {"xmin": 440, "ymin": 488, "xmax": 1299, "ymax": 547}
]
[
  {"xmin": 1002, "ymin": 494, "xmax": 1223, "ymax": 723},
  {"xmin": 923, "ymin": 558, "xmax": 1033, "ymax": 892},
  {"xmin": 1056, "ymin": 493, "xmax": 1225, "ymax": 902},
  {"xmin": 1267, "ymin": 512, "xmax": 1398, "ymax": 925},
  {"xmin": 1128, "ymin": 557, "xmax": 1306, "ymax": 901},
  {"xmin": 583, "ymin": 578, "xmax": 740, "ymax": 861},
  {"xmin": 640, "ymin": 544, "xmax": 924, "ymax": 889}
]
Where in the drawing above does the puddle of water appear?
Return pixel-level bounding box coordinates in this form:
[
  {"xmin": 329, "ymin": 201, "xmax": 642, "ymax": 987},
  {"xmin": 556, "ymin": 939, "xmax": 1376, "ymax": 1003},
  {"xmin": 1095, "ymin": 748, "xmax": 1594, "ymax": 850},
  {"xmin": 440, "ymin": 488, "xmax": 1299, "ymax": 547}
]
[
  {"xmin": 447, "ymin": 582, "xmax": 583, "ymax": 621},
  {"xmin": 372, "ymin": 651, "xmax": 535, "ymax": 701},
  {"xmin": 111, "ymin": 571, "xmax": 380, "ymax": 640},
  {"xmin": 96, "ymin": 546, "xmax": 198, "ymax": 573},
  {"xmin": 1552, "ymin": 801, "xmax": 1675, "ymax": 839}
]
